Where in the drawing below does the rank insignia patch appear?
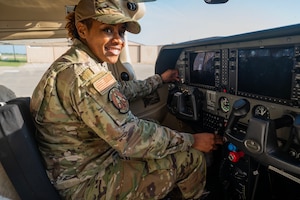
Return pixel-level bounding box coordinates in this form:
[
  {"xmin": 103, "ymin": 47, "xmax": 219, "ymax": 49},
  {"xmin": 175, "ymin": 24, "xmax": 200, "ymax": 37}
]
[{"xmin": 108, "ymin": 88, "xmax": 129, "ymax": 114}]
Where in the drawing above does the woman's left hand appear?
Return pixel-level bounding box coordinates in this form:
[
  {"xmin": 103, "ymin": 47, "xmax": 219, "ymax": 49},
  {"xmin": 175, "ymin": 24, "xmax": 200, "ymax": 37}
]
[{"xmin": 160, "ymin": 69, "xmax": 179, "ymax": 83}]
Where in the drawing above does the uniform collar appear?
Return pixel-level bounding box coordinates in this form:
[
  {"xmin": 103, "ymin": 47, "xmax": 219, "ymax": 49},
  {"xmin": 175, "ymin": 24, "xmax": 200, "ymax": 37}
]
[{"xmin": 72, "ymin": 39, "xmax": 104, "ymax": 64}]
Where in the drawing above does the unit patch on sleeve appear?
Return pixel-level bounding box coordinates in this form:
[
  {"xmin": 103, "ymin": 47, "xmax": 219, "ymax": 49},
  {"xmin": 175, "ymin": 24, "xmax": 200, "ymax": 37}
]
[{"xmin": 108, "ymin": 88, "xmax": 129, "ymax": 114}]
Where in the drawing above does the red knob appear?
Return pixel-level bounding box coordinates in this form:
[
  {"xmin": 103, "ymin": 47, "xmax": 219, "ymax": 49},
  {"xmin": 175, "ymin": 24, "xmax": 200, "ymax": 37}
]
[{"xmin": 228, "ymin": 151, "xmax": 244, "ymax": 162}]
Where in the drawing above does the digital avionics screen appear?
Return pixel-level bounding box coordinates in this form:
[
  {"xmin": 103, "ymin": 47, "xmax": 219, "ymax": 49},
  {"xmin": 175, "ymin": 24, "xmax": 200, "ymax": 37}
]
[
  {"xmin": 189, "ymin": 51, "xmax": 215, "ymax": 86},
  {"xmin": 238, "ymin": 46, "xmax": 294, "ymax": 100}
]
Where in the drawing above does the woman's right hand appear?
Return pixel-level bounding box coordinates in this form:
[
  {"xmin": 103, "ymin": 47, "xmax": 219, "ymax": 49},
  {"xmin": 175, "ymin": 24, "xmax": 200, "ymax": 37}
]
[{"xmin": 192, "ymin": 133, "xmax": 223, "ymax": 153}]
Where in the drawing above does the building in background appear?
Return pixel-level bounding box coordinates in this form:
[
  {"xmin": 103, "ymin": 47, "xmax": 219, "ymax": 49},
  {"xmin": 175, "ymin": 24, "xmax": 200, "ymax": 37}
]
[{"xmin": 26, "ymin": 40, "xmax": 160, "ymax": 64}]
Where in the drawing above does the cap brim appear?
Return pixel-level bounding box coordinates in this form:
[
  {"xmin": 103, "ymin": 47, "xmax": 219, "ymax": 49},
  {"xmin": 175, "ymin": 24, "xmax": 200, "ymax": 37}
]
[{"xmin": 94, "ymin": 14, "xmax": 141, "ymax": 34}]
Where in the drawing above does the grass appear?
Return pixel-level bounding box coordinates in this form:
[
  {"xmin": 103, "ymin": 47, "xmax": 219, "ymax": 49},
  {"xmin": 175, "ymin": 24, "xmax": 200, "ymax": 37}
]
[
  {"xmin": 0, "ymin": 54, "xmax": 27, "ymax": 67},
  {"xmin": 0, "ymin": 61, "xmax": 26, "ymax": 67}
]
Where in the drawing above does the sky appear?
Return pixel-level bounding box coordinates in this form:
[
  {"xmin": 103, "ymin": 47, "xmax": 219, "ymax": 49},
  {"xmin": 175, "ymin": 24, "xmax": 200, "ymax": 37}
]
[
  {"xmin": 127, "ymin": 0, "xmax": 300, "ymax": 45},
  {"xmin": 0, "ymin": 45, "xmax": 25, "ymax": 54}
]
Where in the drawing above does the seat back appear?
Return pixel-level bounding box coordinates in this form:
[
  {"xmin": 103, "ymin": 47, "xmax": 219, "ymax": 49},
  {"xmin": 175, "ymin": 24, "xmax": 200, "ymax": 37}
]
[{"xmin": 0, "ymin": 97, "xmax": 61, "ymax": 200}]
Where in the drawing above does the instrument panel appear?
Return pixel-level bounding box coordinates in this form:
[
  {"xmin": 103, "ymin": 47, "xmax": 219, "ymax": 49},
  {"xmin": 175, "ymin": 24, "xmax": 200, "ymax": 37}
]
[
  {"xmin": 163, "ymin": 24, "xmax": 300, "ymax": 127},
  {"xmin": 156, "ymin": 24, "xmax": 300, "ymax": 199}
]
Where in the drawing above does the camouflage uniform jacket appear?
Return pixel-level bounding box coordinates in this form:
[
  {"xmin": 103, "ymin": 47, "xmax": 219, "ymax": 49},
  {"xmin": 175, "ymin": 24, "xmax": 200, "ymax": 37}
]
[{"xmin": 30, "ymin": 39, "xmax": 194, "ymax": 190}]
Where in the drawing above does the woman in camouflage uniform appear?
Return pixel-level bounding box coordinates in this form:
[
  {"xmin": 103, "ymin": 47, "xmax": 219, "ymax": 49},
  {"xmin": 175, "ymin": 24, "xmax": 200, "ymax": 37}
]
[{"xmin": 30, "ymin": 0, "xmax": 222, "ymax": 199}]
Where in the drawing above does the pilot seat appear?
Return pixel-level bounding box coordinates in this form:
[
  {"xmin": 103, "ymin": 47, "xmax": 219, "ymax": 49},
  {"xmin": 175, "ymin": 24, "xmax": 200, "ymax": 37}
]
[{"xmin": 0, "ymin": 97, "xmax": 61, "ymax": 200}]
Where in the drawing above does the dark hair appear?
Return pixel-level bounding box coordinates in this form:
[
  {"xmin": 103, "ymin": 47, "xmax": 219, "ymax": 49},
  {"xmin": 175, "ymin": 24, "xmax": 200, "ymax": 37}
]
[{"xmin": 65, "ymin": 12, "xmax": 93, "ymax": 40}]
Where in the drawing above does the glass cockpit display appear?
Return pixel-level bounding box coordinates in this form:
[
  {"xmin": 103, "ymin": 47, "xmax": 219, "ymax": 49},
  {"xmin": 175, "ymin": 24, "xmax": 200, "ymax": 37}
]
[
  {"xmin": 189, "ymin": 51, "xmax": 215, "ymax": 87},
  {"xmin": 238, "ymin": 46, "xmax": 294, "ymax": 100}
]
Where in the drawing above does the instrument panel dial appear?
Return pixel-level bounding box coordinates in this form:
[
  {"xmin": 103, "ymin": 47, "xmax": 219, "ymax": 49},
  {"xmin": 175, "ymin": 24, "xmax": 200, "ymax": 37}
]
[
  {"xmin": 252, "ymin": 105, "xmax": 270, "ymax": 119},
  {"xmin": 219, "ymin": 96, "xmax": 230, "ymax": 113}
]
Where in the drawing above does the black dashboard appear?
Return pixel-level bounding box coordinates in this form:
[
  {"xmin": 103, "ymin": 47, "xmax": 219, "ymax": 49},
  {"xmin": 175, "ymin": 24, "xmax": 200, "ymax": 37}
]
[{"xmin": 155, "ymin": 24, "xmax": 300, "ymax": 200}]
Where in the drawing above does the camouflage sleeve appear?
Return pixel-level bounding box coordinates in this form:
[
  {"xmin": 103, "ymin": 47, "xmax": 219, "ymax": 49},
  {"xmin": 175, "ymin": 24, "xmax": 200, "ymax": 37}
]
[
  {"xmin": 117, "ymin": 118, "xmax": 195, "ymax": 159},
  {"xmin": 70, "ymin": 70, "xmax": 194, "ymax": 159},
  {"xmin": 118, "ymin": 74, "xmax": 163, "ymax": 101}
]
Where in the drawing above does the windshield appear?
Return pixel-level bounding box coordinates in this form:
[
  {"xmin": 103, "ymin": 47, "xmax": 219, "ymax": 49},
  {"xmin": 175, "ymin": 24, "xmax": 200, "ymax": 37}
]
[{"xmin": 128, "ymin": 0, "xmax": 300, "ymax": 45}]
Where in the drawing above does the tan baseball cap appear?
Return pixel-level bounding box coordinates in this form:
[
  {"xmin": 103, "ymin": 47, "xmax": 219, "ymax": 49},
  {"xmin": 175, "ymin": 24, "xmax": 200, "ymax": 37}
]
[{"xmin": 75, "ymin": 0, "xmax": 141, "ymax": 34}]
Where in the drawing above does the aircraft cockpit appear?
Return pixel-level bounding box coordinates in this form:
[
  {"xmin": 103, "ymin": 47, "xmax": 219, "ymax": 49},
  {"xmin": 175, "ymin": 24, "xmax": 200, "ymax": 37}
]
[
  {"xmin": 155, "ymin": 23, "xmax": 300, "ymax": 199},
  {"xmin": 0, "ymin": 0, "xmax": 300, "ymax": 200}
]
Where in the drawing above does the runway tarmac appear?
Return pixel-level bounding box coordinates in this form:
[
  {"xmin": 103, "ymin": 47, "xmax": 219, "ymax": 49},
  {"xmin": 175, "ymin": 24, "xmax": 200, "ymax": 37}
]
[{"xmin": 0, "ymin": 62, "xmax": 155, "ymax": 97}]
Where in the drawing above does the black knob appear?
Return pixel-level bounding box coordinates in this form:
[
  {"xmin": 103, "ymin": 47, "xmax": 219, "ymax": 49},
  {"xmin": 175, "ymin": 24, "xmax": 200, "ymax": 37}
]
[{"xmin": 120, "ymin": 72, "xmax": 130, "ymax": 81}]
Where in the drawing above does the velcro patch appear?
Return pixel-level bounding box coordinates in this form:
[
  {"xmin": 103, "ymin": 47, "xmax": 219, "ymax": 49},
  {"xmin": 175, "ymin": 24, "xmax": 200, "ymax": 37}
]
[
  {"xmin": 108, "ymin": 88, "xmax": 129, "ymax": 114},
  {"xmin": 81, "ymin": 68, "xmax": 94, "ymax": 81},
  {"xmin": 93, "ymin": 72, "xmax": 117, "ymax": 95}
]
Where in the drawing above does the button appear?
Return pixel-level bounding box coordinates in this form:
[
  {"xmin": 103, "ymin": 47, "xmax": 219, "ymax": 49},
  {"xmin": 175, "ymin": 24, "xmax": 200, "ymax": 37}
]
[
  {"xmin": 228, "ymin": 151, "xmax": 244, "ymax": 163},
  {"xmin": 228, "ymin": 143, "xmax": 237, "ymax": 152}
]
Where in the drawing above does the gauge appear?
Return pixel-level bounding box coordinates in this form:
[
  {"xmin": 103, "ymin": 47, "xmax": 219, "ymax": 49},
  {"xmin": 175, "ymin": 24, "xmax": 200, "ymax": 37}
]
[
  {"xmin": 252, "ymin": 105, "xmax": 270, "ymax": 119},
  {"xmin": 219, "ymin": 96, "xmax": 230, "ymax": 113}
]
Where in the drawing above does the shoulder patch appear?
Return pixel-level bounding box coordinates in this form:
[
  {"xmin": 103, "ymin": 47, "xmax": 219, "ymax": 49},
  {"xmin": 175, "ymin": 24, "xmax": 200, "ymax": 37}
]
[
  {"xmin": 108, "ymin": 88, "xmax": 129, "ymax": 114},
  {"xmin": 81, "ymin": 68, "xmax": 94, "ymax": 80},
  {"xmin": 93, "ymin": 72, "xmax": 117, "ymax": 95}
]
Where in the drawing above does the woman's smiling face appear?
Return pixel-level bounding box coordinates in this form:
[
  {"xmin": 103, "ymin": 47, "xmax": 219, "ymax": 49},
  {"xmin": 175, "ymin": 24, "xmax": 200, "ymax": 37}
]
[{"xmin": 77, "ymin": 20, "xmax": 126, "ymax": 64}]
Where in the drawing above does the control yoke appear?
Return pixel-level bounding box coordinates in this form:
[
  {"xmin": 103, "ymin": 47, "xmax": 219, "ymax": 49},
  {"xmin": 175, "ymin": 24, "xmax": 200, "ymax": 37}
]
[
  {"xmin": 225, "ymin": 99, "xmax": 300, "ymax": 175},
  {"xmin": 224, "ymin": 98, "xmax": 250, "ymax": 136}
]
